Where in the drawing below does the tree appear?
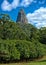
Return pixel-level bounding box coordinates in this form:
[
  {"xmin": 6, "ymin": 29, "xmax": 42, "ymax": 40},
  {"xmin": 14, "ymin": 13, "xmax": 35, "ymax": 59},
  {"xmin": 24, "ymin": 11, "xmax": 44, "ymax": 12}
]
[
  {"xmin": 8, "ymin": 42, "xmax": 20, "ymax": 61},
  {"xmin": 0, "ymin": 14, "xmax": 10, "ymax": 24},
  {"xmin": 39, "ymin": 27, "xmax": 46, "ymax": 44},
  {"xmin": 15, "ymin": 40, "xmax": 30, "ymax": 60}
]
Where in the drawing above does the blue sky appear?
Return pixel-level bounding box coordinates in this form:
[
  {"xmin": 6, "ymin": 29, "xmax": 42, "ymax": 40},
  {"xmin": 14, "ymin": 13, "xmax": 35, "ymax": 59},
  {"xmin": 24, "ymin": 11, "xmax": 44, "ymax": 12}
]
[{"xmin": 0, "ymin": 0, "xmax": 46, "ymax": 28}]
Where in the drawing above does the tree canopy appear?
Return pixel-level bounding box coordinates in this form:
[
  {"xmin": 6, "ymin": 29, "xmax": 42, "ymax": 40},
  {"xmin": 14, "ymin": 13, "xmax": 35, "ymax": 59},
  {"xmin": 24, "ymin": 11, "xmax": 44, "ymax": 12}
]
[{"xmin": 0, "ymin": 14, "xmax": 46, "ymax": 63}]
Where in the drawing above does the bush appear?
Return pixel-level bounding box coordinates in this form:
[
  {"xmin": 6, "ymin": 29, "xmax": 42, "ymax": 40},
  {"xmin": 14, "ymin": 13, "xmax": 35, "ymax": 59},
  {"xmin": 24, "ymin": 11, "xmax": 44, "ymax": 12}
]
[
  {"xmin": 15, "ymin": 40, "xmax": 44, "ymax": 59},
  {"xmin": 0, "ymin": 40, "xmax": 20, "ymax": 62},
  {"xmin": 0, "ymin": 40, "xmax": 45, "ymax": 62}
]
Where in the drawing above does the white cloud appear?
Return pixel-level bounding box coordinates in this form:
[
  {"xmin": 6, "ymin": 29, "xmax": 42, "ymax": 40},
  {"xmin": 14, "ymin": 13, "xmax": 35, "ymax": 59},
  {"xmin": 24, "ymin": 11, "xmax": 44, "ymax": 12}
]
[
  {"xmin": 39, "ymin": 0, "xmax": 45, "ymax": 4},
  {"xmin": 27, "ymin": 7, "xmax": 46, "ymax": 28},
  {"xmin": 21, "ymin": 0, "xmax": 33, "ymax": 7},
  {"xmin": 11, "ymin": 0, "xmax": 19, "ymax": 8},
  {"xmin": 1, "ymin": 0, "xmax": 46, "ymax": 11},
  {"xmin": 1, "ymin": 0, "xmax": 34, "ymax": 11},
  {"xmin": 1, "ymin": 0, "xmax": 12, "ymax": 11},
  {"xmin": 1, "ymin": 0, "xmax": 19, "ymax": 11}
]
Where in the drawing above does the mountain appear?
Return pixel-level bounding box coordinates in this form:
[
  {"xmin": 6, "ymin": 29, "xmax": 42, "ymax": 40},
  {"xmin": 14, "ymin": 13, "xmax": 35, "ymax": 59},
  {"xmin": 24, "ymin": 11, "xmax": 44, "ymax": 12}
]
[{"xmin": 16, "ymin": 9, "xmax": 28, "ymax": 24}]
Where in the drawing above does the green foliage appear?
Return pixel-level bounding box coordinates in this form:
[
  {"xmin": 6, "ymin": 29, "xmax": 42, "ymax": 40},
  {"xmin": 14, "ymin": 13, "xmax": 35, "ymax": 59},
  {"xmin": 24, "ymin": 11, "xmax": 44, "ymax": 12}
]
[
  {"xmin": 0, "ymin": 40, "xmax": 45, "ymax": 62},
  {"xmin": 39, "ymin": 27, "xmax": 46, "ymax": 44},
  {"xmin": 0, "ymin": 41, "xmax": 10, "ymax": 62},
  {"xmin": 0, "ymin": 14, "xmax": 46, "ymax": 44},
  {"xmin": 0, "ymin": 40, "xmax": 20, "ymax": 62},
  {"xmin": 0, "ymin": 14, "xmax": 46, "ymax": 63},
  {"xmin": 0, "ymin": 14, "xmax": 38, "ymax": 40},
  {"xmin": 15, "ymin": 40, "xmax": 44, "ymax": 59},
  {"xmin": 15, "ymin": 40, "xmax": 30, "ymax": 59}
]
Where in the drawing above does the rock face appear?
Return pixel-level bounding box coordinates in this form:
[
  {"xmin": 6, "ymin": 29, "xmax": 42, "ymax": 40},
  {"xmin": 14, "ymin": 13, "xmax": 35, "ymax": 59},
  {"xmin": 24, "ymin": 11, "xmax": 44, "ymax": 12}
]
[{"xmin": 16, "ymin": 9, "xmax": 28, "ymax": 24}]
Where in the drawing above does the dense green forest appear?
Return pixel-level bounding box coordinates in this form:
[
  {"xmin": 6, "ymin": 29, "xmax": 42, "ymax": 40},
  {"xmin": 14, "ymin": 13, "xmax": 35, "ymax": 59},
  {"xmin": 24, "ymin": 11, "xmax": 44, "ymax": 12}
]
[{"xmin": 0, "ymin": 14, "xmax": 46, "ymax": 63}]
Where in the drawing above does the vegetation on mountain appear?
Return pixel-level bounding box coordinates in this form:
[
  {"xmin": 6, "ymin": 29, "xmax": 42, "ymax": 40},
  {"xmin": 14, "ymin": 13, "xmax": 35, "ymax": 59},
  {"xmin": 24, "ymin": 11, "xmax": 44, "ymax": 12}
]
[{"xmin": 0, "ymin": 14, "xmax": 46, "ymax": 63}]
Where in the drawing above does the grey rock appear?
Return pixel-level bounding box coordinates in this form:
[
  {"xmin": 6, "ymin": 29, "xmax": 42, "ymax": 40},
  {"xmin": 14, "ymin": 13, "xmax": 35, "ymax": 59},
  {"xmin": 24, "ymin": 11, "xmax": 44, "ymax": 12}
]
[{"xmin": 16, "ymin": 9, "xmax": 28, "ymax": 24}]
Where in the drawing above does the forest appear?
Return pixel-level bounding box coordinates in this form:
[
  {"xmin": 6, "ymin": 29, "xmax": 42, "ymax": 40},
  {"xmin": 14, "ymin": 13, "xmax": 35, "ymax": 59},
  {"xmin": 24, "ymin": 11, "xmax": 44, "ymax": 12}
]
[{"xmin": 0, "ymin": 14, "xmax": 46, "ymax": 63}]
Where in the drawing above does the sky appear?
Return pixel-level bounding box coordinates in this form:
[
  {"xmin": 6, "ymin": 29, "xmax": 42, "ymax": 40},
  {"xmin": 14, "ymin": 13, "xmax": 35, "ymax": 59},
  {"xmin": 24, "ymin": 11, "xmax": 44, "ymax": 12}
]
[{"xmin": 0, "ymin": 0, "xmax": 46, "ymax": 28}]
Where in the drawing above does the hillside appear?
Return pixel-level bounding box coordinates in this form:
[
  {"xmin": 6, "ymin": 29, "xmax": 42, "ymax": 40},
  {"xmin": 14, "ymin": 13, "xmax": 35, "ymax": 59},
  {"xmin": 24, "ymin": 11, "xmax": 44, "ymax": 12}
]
[
  {"xmin": 0, "ymin": 15, "xmax": 38, "ymax": 40},
  {"xmin": 0, "ymin": 14, "xmax": 46, "ymax": 63}
]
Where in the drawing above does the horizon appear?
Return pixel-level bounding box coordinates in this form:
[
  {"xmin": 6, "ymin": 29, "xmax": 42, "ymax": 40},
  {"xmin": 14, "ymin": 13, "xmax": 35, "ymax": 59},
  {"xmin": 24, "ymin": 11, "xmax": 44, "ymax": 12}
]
[{"xmin": 0, "ymin": 0, "xmax": 46, "ymax": 28}]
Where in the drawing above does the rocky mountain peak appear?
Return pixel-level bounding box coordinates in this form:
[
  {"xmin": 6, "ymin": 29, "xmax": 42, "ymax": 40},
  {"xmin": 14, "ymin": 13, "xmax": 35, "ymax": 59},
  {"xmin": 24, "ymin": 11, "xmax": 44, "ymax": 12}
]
[{"xmin": 16, "ymin": 9, "xmax": 28, "ymax": 24}]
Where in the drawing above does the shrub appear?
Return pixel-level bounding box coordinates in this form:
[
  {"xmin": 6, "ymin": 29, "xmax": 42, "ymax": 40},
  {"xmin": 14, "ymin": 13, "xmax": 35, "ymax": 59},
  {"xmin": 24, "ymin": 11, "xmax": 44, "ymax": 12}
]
[{"xmin": 0, "ymin": 40, "xmax": 45, "ymax": 62}]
